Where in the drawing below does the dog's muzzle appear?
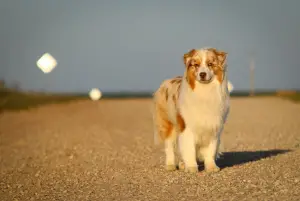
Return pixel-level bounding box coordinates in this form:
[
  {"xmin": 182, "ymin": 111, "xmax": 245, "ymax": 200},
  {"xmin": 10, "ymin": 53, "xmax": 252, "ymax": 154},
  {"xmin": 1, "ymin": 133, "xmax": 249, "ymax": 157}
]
[{"xmin": 197, "ymin": 67, "xmax": 213, "ymax": 83}]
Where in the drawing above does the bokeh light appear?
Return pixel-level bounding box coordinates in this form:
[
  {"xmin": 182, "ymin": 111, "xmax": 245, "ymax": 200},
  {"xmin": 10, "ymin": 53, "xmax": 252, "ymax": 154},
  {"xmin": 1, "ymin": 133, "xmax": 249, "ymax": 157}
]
[
  {"xmin": 36, "ymin": 53, "xmax": 57, "ymax": 74},
  {"xmin": 228, "ymin": 81, "xmax": 234, "ymax": 93},
  {"xmin": 89, "ymin": 88, "xmax": 102, "ymax": 101}
]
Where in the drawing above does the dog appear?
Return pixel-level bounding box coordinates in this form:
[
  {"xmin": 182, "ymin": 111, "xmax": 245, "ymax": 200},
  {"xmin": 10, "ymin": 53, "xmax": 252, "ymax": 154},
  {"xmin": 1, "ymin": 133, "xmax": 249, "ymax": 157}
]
[{"xmin": 152, "ymin": 47, "xmax": 230, "ymax": 173}]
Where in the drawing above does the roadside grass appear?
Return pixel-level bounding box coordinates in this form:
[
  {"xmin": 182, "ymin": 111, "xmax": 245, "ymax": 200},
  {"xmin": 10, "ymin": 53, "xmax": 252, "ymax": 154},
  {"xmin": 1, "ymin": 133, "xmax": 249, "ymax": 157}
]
[
  {"xmin": 1, "ymin": 87, "xmax": 299, "ymax": 113},
  {"xmin": 279, "ymin": 93, "xmax": 300, "ymax": 103},
  {"xmin": 230, "ymin": 90, "xmax": 300, "ymax": 103},
  {"xmin": 0, "ymin": 88, "xmax": 88, "ymax": 113}
]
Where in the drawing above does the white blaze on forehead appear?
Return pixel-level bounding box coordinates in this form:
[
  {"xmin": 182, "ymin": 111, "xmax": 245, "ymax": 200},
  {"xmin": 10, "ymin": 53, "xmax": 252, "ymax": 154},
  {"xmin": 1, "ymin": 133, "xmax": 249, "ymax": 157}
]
[
  {"xmin": 186, "ymin": 48, "xmax": 214, "ymax": 67},
  {"xmin": 199, "ymin": 49, "xmax": 208, "ymax": 67},
  {"xmin": 191, "ymin": 49, "xmax": 208, "ymax": 67}
]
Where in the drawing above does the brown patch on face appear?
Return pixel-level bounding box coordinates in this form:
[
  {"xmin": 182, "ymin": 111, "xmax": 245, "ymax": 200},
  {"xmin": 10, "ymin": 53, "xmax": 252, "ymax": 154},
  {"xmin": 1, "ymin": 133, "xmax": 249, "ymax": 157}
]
[
  {"xmin": 183, "ymin": 49, "xmax": 198, "ymax": 66},
  {"xmin": 183, "ymin": 49, "xmax": 201, "ymax": 90},
  {"xmin": 207, "ymin": 48, "xmax": 227, "ymax": 67},
  {"xmin": 176, "ymin": 113, "xmax": 185, "ymax": 132},
  {"xmin": 206, "ymin": 48, "xmax": 228, "ymax": 83},
  {"xmin": 205, "ymin": 51, "xmax": 218, "ymax": 67},
  {"xmin": 186, "ymin": 65, "xmax": 196, "ymax": 90},
  {"xmin": 213, "ymin": 67, "xmax": 224, "ymax": 83}
]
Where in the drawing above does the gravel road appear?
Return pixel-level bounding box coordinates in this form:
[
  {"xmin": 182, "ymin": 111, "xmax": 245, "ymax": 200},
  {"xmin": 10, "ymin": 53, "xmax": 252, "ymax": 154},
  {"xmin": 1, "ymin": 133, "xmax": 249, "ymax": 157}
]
[{"xmin": 1, "ymin": 97, "xmax": 300, "ymax": 201}]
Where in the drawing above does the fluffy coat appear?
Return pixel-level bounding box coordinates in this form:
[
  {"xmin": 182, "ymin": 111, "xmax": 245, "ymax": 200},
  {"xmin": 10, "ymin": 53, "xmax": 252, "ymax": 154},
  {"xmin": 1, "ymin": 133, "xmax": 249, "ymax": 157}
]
[{"xmin": 153, "ymin": 47, "xmax": 230, "ymax": 173}]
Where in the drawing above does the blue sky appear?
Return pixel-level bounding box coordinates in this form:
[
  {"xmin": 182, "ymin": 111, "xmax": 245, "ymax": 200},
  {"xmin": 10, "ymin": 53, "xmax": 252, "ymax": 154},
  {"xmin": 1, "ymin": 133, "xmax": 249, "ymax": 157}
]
[{"xmin": 1, "ymin": 0, "xmax": 300, "ymax": 92}]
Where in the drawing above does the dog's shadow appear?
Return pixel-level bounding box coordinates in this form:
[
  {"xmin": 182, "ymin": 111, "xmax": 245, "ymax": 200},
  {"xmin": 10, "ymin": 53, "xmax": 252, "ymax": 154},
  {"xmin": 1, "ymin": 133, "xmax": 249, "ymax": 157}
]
[{"xmin": 197, "ymin": 149, "xmax": 291, "ymax": 170}]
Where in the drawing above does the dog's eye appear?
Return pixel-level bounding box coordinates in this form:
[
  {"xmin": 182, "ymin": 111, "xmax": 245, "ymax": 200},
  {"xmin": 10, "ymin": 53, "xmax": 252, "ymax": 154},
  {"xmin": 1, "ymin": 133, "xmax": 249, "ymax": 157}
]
[
  {"xmin": 194, "ymin": 63, "xmax": 199, "ymax": 67},
  {"xmin": 207, "ymin": 63, "xmax": 213, "ymax": 67},
  {"xmin": 188, "ymin": 64, "xmax": 195, "ymax": 69}
]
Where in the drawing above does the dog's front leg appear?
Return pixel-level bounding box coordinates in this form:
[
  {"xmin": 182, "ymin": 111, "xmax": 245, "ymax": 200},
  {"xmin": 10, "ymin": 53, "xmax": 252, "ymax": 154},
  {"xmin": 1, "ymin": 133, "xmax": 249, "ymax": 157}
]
[
  {"xmin": 200, "ymin": 138, "xmax": 221, "ymax": 173},
  {"xmin": 178, "ymin": 128, "xmax": 198, "ymax": 173}
]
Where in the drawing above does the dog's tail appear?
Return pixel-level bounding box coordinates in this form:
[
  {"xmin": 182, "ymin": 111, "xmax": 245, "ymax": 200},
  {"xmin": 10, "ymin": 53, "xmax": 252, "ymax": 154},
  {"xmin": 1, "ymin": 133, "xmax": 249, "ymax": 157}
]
[{"xmin": 152, "ymin": 92, "xmax": 163, "ymax": 145}]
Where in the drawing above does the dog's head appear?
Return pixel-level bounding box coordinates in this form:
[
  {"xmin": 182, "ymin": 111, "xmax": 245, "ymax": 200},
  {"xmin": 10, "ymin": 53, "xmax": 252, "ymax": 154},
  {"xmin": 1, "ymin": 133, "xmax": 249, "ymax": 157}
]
[{"xmin": 183, "ymin": 48, "xmax": 227, "ymax": 88}]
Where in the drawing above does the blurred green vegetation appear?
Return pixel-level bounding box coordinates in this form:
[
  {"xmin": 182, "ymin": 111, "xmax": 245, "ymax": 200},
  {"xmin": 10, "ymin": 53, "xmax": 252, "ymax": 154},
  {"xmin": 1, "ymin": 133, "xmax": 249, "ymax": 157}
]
[
  {"xmin": 0, "ymin": 88, "xmax": 88, "ymax": 112},
  {"xmin": 1, "ymin": 86, "xmax": 299, "ymax": 113},
  {"xmin": 280, "ymin": 93, "xmax": 300, "ymax": 102}
]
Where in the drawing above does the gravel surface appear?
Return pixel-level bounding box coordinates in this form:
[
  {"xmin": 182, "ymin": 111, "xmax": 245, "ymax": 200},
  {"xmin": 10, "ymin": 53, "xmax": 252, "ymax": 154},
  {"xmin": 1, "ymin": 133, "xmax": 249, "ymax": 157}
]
[{"xmin": 1, "ymin": 97, "xmax": 300, "ymax": 201}]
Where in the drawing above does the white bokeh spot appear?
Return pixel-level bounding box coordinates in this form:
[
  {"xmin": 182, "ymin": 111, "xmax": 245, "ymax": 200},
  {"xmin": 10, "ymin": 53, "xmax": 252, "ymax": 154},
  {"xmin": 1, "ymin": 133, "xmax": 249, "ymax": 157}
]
[
  {"xmin": 227, "ymin": 81, "xmax": 234, "ymax": 93},
  {"xmin": 89, "ymin": 88, "xmax": 102, "ymax": 101},
  {"xmin": 37, "ymin": 53, "xmax": 57, "ymax": 74}
]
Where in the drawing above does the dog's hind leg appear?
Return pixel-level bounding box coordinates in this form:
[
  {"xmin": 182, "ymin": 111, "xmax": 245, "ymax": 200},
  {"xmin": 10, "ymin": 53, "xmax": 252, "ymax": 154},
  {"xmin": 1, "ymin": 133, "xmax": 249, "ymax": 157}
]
[
  {"xmin": 164, "ymin": 128, "xmax": 177, "ymax": 171},
  {"xmin": 153, "ymin": 102, "xmax": 177, "ymax": 171}
]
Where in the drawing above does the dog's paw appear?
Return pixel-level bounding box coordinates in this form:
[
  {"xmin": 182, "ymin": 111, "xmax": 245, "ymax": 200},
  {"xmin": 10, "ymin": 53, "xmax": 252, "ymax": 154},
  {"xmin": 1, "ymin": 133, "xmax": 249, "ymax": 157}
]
[
  {"xmin": 205, "ymin": 165, "xmax": 220, "ymax": 173},
  {"xmin": 185, "ymin": 166, "xmax": 198, "ymax": 173},
  {"xmin": 165, "ymin": 164, "xmax": 177, "ymax": 171},
  {"xmin": 178, "ymin": 161, "xmax": 185, "ymax": 171}
]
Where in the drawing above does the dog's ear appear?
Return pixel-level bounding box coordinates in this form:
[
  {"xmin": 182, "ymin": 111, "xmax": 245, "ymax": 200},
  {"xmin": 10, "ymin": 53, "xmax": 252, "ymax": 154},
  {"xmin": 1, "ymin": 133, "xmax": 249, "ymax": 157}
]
[
  {"xmin": 209, "ymin": 48, "xmax": 227, "ymax": 66},
  {"xmin": 216, "ymin": 50, "xmax": 227, "ymax": 66},
  {"xmin": 183, "ymin": 49, "xmax": 197, "ymax": 67}
]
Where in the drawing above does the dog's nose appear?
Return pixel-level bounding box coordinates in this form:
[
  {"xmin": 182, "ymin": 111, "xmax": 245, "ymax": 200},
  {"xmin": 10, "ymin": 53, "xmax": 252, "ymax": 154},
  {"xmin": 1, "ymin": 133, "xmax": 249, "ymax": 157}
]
[{"xmin": 199, "ymin": 72, "xmax": 206, "ymax": 79}]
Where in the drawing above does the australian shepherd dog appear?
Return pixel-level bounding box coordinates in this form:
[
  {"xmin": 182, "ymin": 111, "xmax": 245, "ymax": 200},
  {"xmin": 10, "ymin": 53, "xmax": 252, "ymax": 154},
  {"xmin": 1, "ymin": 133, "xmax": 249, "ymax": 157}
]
[{"xmin": 153, "ymin": 47, "xmax": 230, "ymax": 173}]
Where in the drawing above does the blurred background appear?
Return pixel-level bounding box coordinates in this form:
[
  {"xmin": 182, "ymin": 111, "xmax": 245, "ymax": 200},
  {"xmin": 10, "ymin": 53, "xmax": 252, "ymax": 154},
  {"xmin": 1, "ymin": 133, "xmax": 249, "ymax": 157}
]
[
  {"xmin": 0, "ymin": 0, "xmax": 300, "ymax": 109},
  {"xmin": 1, "ymin": 2, "xmax": 300, "ymax": 200}
]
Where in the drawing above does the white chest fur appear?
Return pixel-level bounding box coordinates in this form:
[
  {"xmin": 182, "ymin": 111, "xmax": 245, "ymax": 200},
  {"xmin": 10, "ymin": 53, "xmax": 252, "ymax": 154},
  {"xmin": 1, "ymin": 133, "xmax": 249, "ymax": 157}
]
[{"xmin": 178, "ymin": 79, "xmax": 229, "ymax": 144}]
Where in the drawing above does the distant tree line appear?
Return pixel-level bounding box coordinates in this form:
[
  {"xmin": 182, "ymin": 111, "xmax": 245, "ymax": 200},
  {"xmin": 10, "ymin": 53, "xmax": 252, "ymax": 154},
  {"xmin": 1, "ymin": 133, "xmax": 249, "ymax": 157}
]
[
  {"xmin": 0, "ymin": 80, "xmax": 21, "ymax": 91},
  {"xmin": 0, "ymin": 80, "xmax": 5, "ymax": 88}
]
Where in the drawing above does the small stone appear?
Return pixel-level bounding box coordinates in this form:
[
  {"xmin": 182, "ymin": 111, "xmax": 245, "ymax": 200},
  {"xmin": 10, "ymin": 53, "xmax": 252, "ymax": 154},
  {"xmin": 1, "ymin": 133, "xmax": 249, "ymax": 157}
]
[{"xmin": 35, "ymin": 170, "xmax": 40, "ymax": 177}]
